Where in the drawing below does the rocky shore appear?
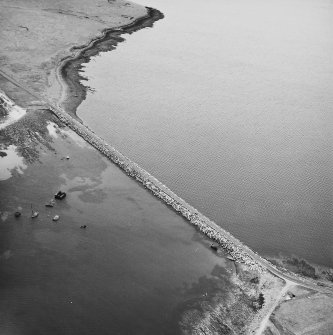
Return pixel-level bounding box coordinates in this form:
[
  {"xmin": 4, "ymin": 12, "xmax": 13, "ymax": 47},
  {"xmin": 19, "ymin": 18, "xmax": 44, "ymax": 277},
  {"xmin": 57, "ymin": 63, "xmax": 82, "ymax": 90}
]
[
  {"xmin": 48, "ymin": 4, "xmax": 269, "ymax": 274},
  {"xmin": 49, "ymin": 97, "xmax": 333, "ymax": 291},
  {"xmin": 0, "ymin": 0, "xmax": 268, "ymax": 274},
  {"xmin": 1, "ymin": 0, "xmax": 329, "ymax": 287},
  {"xmin": 49, "ymin": 101, "xmax": 265, "ymax": 272}
]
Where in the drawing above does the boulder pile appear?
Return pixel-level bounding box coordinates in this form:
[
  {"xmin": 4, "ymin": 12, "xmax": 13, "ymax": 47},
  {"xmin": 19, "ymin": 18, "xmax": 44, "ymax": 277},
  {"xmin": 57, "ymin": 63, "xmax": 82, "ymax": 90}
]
[{"xmin": 51, "ymin": 106, "xmax": 266, "ymax": 272}]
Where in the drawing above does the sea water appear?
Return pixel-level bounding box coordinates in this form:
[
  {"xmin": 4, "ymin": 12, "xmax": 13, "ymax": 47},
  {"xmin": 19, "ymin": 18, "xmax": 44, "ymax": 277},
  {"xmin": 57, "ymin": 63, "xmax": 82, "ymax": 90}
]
[{"xmin": 77, "ymin": 0, "xmax": 333, "ymax": 267}]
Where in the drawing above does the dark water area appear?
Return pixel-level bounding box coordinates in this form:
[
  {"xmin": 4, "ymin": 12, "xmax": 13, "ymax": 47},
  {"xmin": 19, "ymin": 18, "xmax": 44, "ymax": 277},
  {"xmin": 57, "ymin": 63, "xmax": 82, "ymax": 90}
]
[
  {"xmin": 0, "ymin": 131, "xmax": 233, "ymax": 335},
  {"xmin": 77, "ymin": 0, "xmax": 333, "ymax": 267}
]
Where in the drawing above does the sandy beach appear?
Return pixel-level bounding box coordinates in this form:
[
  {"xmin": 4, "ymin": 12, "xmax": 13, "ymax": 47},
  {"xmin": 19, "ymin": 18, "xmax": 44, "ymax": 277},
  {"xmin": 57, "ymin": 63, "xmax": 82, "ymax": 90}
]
[{"xmin": 1, "ymin": 0, "xmax": 333, "ymax": 334}]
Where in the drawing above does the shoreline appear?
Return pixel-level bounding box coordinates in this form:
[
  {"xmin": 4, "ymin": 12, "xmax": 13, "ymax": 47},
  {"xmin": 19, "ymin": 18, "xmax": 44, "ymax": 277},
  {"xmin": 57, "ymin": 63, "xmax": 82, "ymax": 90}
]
[
  {"xmin": 0, "ymin": 1, "xmax": 330, "ymax": 289},
  {"xmin": 56, "ymin": 7, "xmax": 164, "ymax": 118},
  {"xmin": 50, "ymin": 3, "xmax": 333, "ymax": 290},
  {"xmin": 44, "ymin": 91, "xmax": 333, "ymax": 334},
  {"xmin": 1, "ymin": 1, "xmax": 333, "ymax": 333},
  {"xmin": 49, "ymin": 8, "xmax": 267, "ymax": 272},
  {"xmin": 48, "ymin": 101, "xmax": 333, "ymax": 293},
  {"xmin": 52, "ymin": 5, "xmax": 265, "ymax": 271}
]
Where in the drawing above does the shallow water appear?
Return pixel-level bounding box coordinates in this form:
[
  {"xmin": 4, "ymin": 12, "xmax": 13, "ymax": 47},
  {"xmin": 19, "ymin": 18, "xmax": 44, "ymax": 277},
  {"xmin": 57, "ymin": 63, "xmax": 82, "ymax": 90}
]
[
  {"xmin": 0, "ymin": 131, "xmax": 233, "ymax": 335},
  {"xmin": 77, "ymin": 0, "xmax": 333, "ymax": 266},
  {"xmin": 0, "ymin": 144, "xmax": 27, "ymax": 180},
  {"xmin": 0, "ymin": 92, "xmax": 26, "ymax": 130}
]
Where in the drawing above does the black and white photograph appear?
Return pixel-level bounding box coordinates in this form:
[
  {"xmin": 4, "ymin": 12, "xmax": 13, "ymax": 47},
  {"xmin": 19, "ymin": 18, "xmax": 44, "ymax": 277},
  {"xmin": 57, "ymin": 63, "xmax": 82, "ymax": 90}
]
[{"xmin": 0, "ymin": 0, "xmax": 332, "ymax": 334}]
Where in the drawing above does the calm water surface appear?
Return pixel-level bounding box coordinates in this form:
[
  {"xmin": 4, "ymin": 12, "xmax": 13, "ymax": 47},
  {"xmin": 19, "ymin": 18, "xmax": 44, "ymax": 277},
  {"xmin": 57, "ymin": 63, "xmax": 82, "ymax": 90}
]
[
  {"xmin": 0, "ymin": 131, "xmax": 231, "ymax": 335},
  {"xmin": 77, "ymin": 0, "xmax": 333, "ymax": 266}
]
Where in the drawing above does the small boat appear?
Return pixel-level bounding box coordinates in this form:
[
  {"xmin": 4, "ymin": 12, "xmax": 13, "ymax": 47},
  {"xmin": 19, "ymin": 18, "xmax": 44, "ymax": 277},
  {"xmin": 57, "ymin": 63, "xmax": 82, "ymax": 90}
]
[
  {"xmin": 14, "ymin": 211, "xmax": 21, "ymax": 217},
  {"xmin": 52, "ymin": 215, "xmax": 60, "ymax": 221},
  {"xmin": 45, "ymin": 199, "xmax": 55, "ymax": 207},
  {"xmin": 55, "ymin": 191, "xmax": 66, "ymax": 200},
  {"xmin": 30, "ymin": 204, "xmax": 39, "ymax": 218},
  {"xmin": 31, "ymin": 211, "xmax": 39, "ymax": 218},
  {"xmin": 210, "ymin": 244, "xmax": 218, "ymax": 251},
  {"xmin": 80, "ymin": 225, "xmax": 87, "ymax": 229}
]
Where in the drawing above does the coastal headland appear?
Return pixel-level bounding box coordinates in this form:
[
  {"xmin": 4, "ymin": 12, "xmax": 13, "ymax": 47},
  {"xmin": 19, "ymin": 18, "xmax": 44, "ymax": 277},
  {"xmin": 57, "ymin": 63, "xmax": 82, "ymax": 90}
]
[
  {"xmin": 1, "ymin": 0, "xmax": 333, "ymax": 334},
  {"xmin": 58, "ymin": 7, "xmax": 164, "ymax": 117}
]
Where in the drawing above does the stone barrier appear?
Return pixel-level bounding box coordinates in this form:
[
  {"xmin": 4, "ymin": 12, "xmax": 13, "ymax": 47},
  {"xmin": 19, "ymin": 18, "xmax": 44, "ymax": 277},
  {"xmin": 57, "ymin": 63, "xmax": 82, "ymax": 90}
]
[{"xmin": 50, "ymin": 105, "xmax": 266, "ymax": 272}]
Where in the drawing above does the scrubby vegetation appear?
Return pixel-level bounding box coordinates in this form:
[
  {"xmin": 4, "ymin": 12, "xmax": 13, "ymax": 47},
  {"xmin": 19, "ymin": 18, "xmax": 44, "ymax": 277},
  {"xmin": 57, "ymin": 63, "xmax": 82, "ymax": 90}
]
[
  {"xmin": 178, "ymin": 266, "xmax": 264, "ymax": 335},
  {"xmin": 285, "ymin": 257, "xmax": 317, "ymax": 278}
]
